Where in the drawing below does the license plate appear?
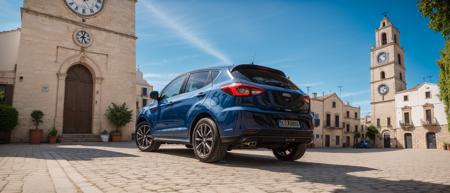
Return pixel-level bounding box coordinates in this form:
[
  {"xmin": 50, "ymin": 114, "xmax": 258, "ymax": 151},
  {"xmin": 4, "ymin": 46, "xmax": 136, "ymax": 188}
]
[{"xmin": 278, "ymin": 120, "xmax": 301, "ymax": 128}]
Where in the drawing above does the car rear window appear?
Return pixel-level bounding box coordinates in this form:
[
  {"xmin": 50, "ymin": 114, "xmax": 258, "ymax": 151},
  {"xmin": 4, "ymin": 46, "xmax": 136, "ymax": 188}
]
[{"xmin": 232, "ymin": 68, "xmax": 298, "ymax": 90}]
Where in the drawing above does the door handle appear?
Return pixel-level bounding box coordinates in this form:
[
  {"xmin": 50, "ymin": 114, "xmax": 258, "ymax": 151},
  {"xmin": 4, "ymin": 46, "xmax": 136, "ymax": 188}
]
[{"xmin": 196, "ymin": 92, "xmax": 206, "ymax": 97}]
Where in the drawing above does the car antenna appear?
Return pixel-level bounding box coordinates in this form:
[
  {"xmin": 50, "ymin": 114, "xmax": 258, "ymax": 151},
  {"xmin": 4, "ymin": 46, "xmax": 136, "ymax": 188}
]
[{"xmin": 251, "ymin": 52, "xmax": 256, "ymax": 65}]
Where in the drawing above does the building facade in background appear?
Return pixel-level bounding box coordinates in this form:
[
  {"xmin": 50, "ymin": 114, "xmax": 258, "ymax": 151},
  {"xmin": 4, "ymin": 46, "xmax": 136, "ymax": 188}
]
[
  {"xmin": 395, "ymin": 83, "xmax": 449, "ymax": 149},
  {"xmin": 136, "ymin": 69, "xmax": 153, "ymax": 113},
  {"xmin": 311, "ymin": 93, "xmax": 361, "ymax": 148},
  {"xmin": 0, "ymin": 0, "xmax": 137, "ymax": 142},
  {"xmin": 369, "ymin": 16, "xmax": 449, "ymax": 149}
]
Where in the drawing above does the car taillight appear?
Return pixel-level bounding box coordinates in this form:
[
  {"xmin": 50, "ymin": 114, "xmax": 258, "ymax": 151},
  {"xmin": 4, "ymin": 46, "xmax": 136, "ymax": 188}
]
[
  {"xmin": 221, "ymin": 83, "xmax": 266, "ymax": 97},
  {"xmin": 303, "ymin": 95, "xmax": 310, "ymax": 104}
]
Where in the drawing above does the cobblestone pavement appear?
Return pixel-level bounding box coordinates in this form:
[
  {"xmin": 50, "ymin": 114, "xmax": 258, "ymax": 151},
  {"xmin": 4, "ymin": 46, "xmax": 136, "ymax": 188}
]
[{"xmin": 0, "ymin": 143, "xmax": 449, "ymax": 193}]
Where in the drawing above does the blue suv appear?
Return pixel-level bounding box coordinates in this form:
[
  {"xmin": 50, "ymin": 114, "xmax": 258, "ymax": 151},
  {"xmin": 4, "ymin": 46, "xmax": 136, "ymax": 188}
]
[{"xmin": 135, "ymin": 64, "xmax": 317, "ymax": 162}]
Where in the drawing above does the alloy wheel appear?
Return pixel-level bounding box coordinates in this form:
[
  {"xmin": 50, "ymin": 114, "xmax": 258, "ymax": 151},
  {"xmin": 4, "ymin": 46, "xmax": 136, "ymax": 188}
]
[
  {"xmin": 193, "ymin": 123, "xmax": 214, "ymax": 158},
  {"xmin": 136, "ymin": 124, "xmax": 153, "ymax": 149}
]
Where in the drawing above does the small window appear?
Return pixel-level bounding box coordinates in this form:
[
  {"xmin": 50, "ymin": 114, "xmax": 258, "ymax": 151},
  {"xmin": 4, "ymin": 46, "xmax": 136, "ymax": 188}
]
[
  {"xmin": 184, "ymin": 71, "xmax": 211, "ymax": 93},
  {"xmin": 377, "ymin": 118, "xmax": 380, "ymax": 127},
  {"xmin": 425, "ymin": 91, "xmax": 431, "ymax": 99},
  {"xmin": 335, "ymin": 115, "xmax": 340, "ymax": 127},
  {"xmin": 394, "ymin": 34, "xmax": 397, "ymax": 43},
  {"xmin": 425, "ymin": 109, "xmax": 432, "ymax": 122},
  {"xmin": 404, "ymin": 112, "xmax": 410, "ymax": 124},
  {"xmin": 397, "ymin": 54, "xmax": 402, "ymax": 65},
  {"xmin": 381, "ymin": 71, "xmax": 386, "ymax": 79},
  {"xmin": 142, "ymin": 99, "xmax": 147, "ymax": 107},
  {"xmin": 346, "ymin": 111, "xmax": 350, "ymax": 118},
  {"xmin": 382, "ymin": 22, "xmax": 386, "ymax": 27},
  {"xmin": 355, "ymin": 125, "xmax": 358, "ymax": 132},
  {"xmin": 346, "ymin": 124, "xmax": 350, "ymax": 132},
  {"xmin": 354, "ymin": 112, "xmax": 358, "ymax": 118},
  {"xmin": 315, "ymin": 134, "xmax": 320, "ymax": 139},
  {"xmin": 332, "ymin": 101, "xmax": 336, "ymax": 108},
  {"xmin": 336, "ymin": 136, "xmax": 340, "ymax": 146},
  {"xmin": 326, "ymin": 114, "xmax": 331, "ymax": 127},
  {"xmin": 387, "ymin": 117, "xmax": 391, "ymax": 126},
  {"xmin": 142, "ymin": 87, "xmax": 148, "ymax": 96},
  {"xmin": 399, "ymin": 72, "xmax": 403, "ymax": 81},
  {"xmin": 381, "ymin": 33, "xmax": 387, "ymax": 45},
  {"xmin": 403, "ymin": 95, "xmax": 408, "ymax": 101}
]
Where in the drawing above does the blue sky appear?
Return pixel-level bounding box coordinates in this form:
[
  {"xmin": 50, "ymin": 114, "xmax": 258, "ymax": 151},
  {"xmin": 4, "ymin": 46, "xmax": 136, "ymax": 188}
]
[{"xmin": 0, "ymin": 0, "xmax": 445, "ymax": 115}]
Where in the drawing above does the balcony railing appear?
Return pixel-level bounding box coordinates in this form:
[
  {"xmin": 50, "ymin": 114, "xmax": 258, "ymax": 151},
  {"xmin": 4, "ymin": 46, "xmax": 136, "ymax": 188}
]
[
  {"xmin": 421, "ymin": 118, "xmax": 439, "ymax": 128},
  {"xmin": 399, "ymin": 120, "xmax": 414, "ymax": 130}
]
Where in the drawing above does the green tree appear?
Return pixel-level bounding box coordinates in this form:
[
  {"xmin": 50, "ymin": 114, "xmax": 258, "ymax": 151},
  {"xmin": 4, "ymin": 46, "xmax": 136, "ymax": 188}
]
[
  {"xmin": 0, "ymin": 105, "xmax": 18, "ymax": 131},
  {"xmin": 419, "ymin": 0, "xmax": 450, "ymax": 131},
  {"xmin": 30, "ymin": 110, "xmax": 44, "ymax": 129},
  {"xmin": 105, "ymin": 103, "xmax": 132, "ymax": 133},
  {"xmin": 366, "ymin": 125, "xmax": 379, "ymax": 142}
]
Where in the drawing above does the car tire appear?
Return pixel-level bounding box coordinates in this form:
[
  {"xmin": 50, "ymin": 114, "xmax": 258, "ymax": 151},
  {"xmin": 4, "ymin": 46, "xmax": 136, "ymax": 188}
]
[
  {"xmin": 192, "ymin": 117, "xmax": 227, "ymax": 163},
  {"xmin": 272, "ymin": 143, "xmax": 306, "ymax": 161},
  {"xmin": 135, "ymin": 121, "xmax": 160, "ymax": 152}
]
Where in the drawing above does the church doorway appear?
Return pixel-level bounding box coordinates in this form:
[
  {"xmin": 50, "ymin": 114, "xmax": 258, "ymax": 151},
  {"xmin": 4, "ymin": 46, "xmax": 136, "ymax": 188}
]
[
  {"xmin": 63, "ymin": 64, "xmax": 93, "ymax": 133},
  {"xmin": 383, "ymin": 132, "xmax": 391, "ymax": 148},
  {"xmin": 404, "ymin": 133, "xmax": 413, "ymax": 149}
]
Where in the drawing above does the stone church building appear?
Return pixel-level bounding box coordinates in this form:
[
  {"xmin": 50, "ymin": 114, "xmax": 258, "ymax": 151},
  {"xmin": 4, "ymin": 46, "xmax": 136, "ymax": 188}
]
[
  {"xmin": 370, "ymin": 16, "xmax": 449, "ymax": 149},
  {"xmin": 0, "ymin": 0, "xmax": 138, "ymax": 142}
]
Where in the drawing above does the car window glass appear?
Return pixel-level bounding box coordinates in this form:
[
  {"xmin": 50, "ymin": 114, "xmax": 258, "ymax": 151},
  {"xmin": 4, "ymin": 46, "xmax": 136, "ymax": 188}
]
[
  {"xmin": 210, "ymin": 70, "xmax": 220, "ymax": 81},
  {"xmin": 160, "ymin": 74, "xmax": 187, "ymax": 99},
  {"xmin": 232, "ymin": 68, "xmax": 298, "ymax": 90},
  {"xmin": 184, "ymin": 71, "xmax": 210, "ymax": 93}
]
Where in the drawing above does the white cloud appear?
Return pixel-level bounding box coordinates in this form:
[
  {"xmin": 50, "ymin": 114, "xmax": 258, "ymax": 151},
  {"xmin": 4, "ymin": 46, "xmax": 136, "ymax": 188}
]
[{"xmin": 140, "ymin": 1, "xmax": 232, "ymax": 65}]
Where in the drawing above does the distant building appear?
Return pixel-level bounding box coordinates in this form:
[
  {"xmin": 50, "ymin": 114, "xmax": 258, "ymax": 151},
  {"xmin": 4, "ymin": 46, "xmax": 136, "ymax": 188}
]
[
  {"xmin": 360, "ymin": 114, "xmax": 372, "ymax": 139},
  {"xmin": 136, "ymin": 69, "xmax": 153, "ymax": 113},
  {"xmin": 395, "ymin": 83, "xmax": 449, "ymax": 149},
  {"xmin": 311, "ymin": 93, "xmax": 361, "ymax": 148}
]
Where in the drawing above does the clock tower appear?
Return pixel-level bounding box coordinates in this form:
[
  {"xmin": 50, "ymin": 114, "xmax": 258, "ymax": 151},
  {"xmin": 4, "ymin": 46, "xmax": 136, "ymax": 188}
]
[{"xmin": 370, "ymin": 16, "xmax": 406, "ymax": 146}]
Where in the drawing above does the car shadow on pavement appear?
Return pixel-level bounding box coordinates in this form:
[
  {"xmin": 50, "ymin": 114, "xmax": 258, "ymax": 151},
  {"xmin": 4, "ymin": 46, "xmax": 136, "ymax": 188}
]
[
  {"xmin": 306, "ymin": 148, "xmax": 400, "ymax": 153},
  {"xmin": 0, "ymin": 145, "xmax": 138, "ymax": 161},
  {"xmin": 157, "ymin": 148, "xmax": 449, "ymax": 192}
]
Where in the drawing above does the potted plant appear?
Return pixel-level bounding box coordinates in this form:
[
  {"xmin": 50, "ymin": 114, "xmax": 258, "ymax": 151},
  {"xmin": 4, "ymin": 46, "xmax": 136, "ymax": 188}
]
[
  {"xmin": 30, "ymin": 110, "xmax": 44, "ymax": 144},
  {"xmin": 105, "ymin": 103, "xmax": 132, "ymax": 142},
  {"xmin": 48, "ymin": 127, "xmax": 58, "ymax": 144},
  {"xmin": 100, "ymin": 130, "xmax": 109, "ymax": 142},
  {"xmin": 0, "ymin": 105, "xmax": 18, "ymax": 144},
  {"xmin": 446, "ymin": 143, "xmax": 450, "ymax": 151}
]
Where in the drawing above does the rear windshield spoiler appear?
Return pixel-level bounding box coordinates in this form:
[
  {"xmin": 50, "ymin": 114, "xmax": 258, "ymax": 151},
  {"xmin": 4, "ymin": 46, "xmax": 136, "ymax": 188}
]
[{"xmin": 230, "ymin": 64, "xmax": 286, "ymax": 77}]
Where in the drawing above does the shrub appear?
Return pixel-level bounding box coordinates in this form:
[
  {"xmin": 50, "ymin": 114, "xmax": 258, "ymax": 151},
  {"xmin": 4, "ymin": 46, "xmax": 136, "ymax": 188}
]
[
  {"xmin": 31, "ymin": 110, "xmax": 44, "ymax": 129},
  {"xmin": 354, "ymin": 132, "xmax": 361, "ymax": 138},
  {"xmin": 105, "ymin": 103, "xmax": 132, "ymax": 133},
  {"xmin": 0, "ymin": 105, "xmax": 18, "ymax": 131},
  {"xmin": 48, "ymin": 127, "xmax": 57, "ymax": 137}
]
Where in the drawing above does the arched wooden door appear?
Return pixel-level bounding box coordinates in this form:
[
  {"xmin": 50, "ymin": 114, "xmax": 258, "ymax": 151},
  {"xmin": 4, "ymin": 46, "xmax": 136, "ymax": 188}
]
[{"xmin": 63, "ymin": 64, "xmax": 93, "ymax": 133}]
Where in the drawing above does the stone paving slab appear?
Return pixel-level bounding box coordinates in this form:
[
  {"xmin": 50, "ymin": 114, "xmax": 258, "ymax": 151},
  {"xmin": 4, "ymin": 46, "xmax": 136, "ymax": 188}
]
[{"xmin": 0, "ymin": 143, "xmax": 449, "ymax": 193}]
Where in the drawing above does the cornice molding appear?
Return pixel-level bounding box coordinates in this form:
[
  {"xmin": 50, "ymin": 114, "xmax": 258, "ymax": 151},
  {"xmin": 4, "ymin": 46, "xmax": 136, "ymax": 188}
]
[{"xmin": 21, "ymin": 8, "xmax": 137, "ymax": 40}]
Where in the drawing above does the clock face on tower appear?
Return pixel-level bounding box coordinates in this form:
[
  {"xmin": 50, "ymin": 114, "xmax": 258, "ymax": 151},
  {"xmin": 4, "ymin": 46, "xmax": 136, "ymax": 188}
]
[
  {"xmin": 377, "ymin": 52, "xmax": 388, "ymax": 64},
  {"xmin": 378, "ymin": 84, "xmax": 389, "ymax": 95},
  {"xmin": 64, "ymin": 0, "xmax": 104, "ymax": 17},
  {"xmin": 73, "ymin": 30, "xmax": 92, "ymax": 47}
]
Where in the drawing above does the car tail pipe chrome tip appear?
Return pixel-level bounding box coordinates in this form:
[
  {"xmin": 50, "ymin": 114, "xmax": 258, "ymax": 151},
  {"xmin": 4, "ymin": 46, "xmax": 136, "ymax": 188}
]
[{"xmin": 243, "ymin": 141, "xmax": 257, "ymax": 147}]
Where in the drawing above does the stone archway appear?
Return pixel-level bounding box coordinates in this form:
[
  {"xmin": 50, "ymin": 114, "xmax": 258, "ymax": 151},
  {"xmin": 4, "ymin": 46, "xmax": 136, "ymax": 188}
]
[
  {"xmin": 383, "ymin": 132, "xmax": 391, "ymax": 148},
  {"xmin": 63, "ymin": 64, "xmax": 93, "ymax": 133}
]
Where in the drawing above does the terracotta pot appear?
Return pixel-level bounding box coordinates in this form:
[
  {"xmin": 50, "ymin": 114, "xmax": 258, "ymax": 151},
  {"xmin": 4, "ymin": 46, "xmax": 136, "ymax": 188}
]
[
  {"xmin": 48, "ymin": 136, "xmax": 57, "ymax": 144},
  {"xmin": 447, "ymin": 145, "xmax": 450, "ymax": 151},
  {"xmin": 111, "ymin": 132, "xmax": 121, "ymax": 142},
  {"xmin": 30, "ymin": 129, "xmax": 43, "ymax": 144},
  {"xmin": 0, "ymin": 130, "xmax": 11, "ymax": 144}
]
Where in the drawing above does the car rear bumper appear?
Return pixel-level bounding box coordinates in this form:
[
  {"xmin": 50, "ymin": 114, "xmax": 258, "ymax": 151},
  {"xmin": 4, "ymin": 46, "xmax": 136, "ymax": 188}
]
[{"xmin": 219, "ymin": 109, "xmax": 314, "ymax": 147}]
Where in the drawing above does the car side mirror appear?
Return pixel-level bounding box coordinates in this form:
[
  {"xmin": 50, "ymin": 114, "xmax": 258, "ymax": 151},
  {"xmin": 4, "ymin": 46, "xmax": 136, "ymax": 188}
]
[{"xmin": 150, "ymin": 91, "xmax": 159, "ymax": 100}]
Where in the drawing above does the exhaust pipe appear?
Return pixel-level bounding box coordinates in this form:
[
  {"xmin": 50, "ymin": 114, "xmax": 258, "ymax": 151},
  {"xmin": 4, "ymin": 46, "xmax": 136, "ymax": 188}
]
[{"xmin": 243, "ymin": 141, "xmax": 257, "ymax": 147}]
